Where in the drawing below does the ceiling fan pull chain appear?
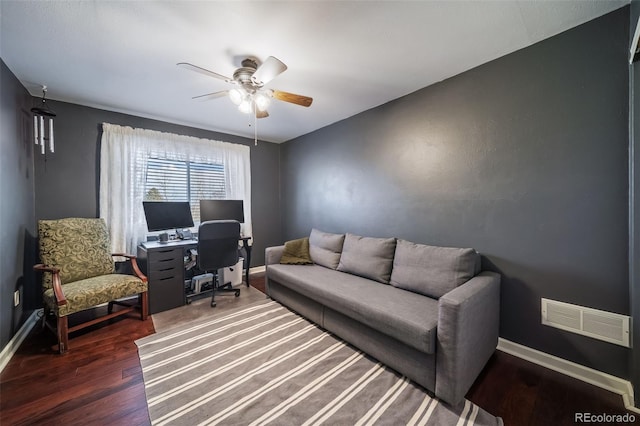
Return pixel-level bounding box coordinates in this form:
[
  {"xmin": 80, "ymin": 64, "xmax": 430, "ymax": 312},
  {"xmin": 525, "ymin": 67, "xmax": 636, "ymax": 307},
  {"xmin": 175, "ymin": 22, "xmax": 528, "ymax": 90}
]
[{"xmin": 254, "ymin": 107, "xmax": 258, "ymax": 146}]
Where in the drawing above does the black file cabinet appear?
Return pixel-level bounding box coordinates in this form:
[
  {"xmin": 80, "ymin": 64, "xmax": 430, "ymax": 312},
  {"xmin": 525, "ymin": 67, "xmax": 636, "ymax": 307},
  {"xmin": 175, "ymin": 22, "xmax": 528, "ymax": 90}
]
[{"xmin": 137, "ymin": 242, "xmax": 191, "ymax": 314}]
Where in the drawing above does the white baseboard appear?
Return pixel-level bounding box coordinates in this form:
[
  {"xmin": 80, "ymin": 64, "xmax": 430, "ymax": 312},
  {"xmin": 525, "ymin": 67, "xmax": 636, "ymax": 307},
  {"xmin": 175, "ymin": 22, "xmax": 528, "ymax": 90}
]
[
  {"xmin": 0, "ymin": 309, "xmax": 41, "ymax": 373},
  {"xmin": 249, "ymin": 265, "xmax": 266, "ymax": 275},
  {"xmin": 497, "ymin": 338, "xmax": 639, "ymax": 413}
]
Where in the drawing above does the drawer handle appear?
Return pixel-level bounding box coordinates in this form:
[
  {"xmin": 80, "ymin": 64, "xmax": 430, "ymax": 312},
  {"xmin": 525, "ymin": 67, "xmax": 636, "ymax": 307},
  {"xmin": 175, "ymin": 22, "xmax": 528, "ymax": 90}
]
[{"xmin": 158, "ymin": 276, "xmax": 175, "ymax": 281}]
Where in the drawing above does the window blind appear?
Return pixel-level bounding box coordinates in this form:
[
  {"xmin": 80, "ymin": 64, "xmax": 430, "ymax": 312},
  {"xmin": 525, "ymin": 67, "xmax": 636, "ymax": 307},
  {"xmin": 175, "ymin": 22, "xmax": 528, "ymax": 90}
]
[{"xmin": 143, "ymin": 157, "xmax": 225, "ymax": 223}]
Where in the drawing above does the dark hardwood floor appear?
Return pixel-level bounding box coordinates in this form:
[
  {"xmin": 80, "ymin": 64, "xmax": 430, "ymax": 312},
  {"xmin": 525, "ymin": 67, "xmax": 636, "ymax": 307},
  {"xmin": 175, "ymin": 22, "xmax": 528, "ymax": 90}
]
[
  {"xmin": 0, "ymin": 303, "xmax": 154, "ymax": 426},
  {"xmin": 1, "ymin": 273, "xmax": 637, "ymax": 425},
  {"xmin": 468, "ymin": 351, "xmax": 638, "ymax": 425}
]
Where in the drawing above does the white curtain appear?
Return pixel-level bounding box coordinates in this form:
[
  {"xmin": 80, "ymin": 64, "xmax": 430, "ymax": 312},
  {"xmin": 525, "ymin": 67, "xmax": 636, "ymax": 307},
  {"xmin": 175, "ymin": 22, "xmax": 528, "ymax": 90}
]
[{"xmin": 99, "ymin": 123, "xmax": 252, "ymax": 254}]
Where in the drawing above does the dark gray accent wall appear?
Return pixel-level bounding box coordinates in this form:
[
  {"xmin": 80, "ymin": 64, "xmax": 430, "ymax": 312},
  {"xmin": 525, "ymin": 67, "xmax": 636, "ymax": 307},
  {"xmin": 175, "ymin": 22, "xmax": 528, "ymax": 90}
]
[
  {"xmin": 0, "ymin": 59, "xmax": 36, "ymax": 349},
  {"xmin": 281, "ymin": 8, "xmax": 630, "ymax": 378},
  {"xmin": 630, "ymin": 0, "xmax": 640, "ymax": 405},
  {"xmin": 33, "ymin": 101, "xmax": 281, "ymax": 266}
]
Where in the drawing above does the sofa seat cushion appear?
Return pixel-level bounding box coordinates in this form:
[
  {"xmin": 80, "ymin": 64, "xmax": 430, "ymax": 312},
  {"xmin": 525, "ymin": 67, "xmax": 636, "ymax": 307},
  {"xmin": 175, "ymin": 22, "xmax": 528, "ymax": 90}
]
[
  {"xmin": 44, "ymin": 273, "xmax": 148, "ymax": 317},
  {"xmin": 268, "ymin": 264, "xmax": 439, "ymax": 354}
]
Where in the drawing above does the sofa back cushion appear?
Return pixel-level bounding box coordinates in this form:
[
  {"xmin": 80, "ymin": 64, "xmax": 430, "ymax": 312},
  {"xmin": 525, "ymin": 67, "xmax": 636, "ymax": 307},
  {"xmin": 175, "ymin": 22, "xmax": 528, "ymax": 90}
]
[
  {"xmin": 337, "ymin": 233, "xmax": 396, "ymax": 284},
  {"xmin": 309, "ymin": 229, "xmax": 345, "ymax": 269},
  {"xmin": 390, "ymin": 239, "xmax": 479, "ymax": 298}
]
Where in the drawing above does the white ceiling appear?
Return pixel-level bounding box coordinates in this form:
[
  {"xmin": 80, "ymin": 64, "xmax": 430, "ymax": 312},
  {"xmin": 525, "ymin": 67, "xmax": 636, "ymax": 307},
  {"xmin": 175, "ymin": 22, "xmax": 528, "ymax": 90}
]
[{"xmin": 0, "ymin": 1, "xmax": 628, "ymax": 143}]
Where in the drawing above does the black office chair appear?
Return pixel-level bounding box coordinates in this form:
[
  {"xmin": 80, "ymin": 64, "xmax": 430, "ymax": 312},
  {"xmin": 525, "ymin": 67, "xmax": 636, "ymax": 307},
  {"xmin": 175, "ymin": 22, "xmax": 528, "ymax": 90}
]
[{"xmin": 197, "ymin": 220, "xmax": 241, "ymax": 307}]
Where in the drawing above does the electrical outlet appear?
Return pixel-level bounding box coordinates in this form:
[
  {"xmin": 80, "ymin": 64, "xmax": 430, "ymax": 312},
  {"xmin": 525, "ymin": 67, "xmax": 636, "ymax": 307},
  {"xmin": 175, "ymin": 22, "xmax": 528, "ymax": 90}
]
[{"xmin": 13, "ymin": 290, "xmax": 19, "ymax": 307}]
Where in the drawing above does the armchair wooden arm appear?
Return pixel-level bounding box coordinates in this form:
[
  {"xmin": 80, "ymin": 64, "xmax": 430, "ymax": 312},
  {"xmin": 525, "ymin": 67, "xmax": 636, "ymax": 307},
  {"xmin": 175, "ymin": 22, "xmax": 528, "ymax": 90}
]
[
  {"xmin": 33, "ymin": 264, "xmax": 67, "ymax": 306},
  {"xmin": 112, "ymin": 253, "xmax": 148, "ymax": 283}
]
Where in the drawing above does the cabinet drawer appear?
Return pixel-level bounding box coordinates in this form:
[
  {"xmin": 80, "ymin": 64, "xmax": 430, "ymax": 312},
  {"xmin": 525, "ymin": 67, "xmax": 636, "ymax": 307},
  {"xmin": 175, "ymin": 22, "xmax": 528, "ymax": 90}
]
[
  {"xmin": 149, "ymin": 248, "xmax": 182, "ymax": 263},
  {"xmin": 149, "ymin": 266, "xmax": 181, "ymax": 281},
  {"xmin": 149, "ymin": 255, "xmax": 183, "ymax": 272},
  {"xmin": 149, "ymin": 276, "xmax": 184, "ymax": 314}
]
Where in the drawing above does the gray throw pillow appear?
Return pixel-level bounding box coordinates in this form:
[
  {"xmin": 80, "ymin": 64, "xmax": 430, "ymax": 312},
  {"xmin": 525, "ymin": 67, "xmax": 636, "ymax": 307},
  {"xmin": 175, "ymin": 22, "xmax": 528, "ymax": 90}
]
[
  {"xmin": 309, "ymin": 229, "xmax": 345, "ymax": 269},
  {"xmin": 337, "ymin": 233, "xmax": 396, "ymax": 284},
  {"xmin": 390, "ymin": 239, "xmax": 479, "ymax": 299}
]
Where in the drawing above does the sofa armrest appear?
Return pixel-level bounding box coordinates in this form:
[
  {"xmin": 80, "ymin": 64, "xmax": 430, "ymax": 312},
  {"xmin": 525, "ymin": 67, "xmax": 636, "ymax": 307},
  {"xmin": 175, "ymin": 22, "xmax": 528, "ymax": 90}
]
[
  {"xmin": 265, "ymin": 246, "xmax": 285, "ymax": 295},
  {"xmin": 435, "ymin": 271, "xmax": 500, "ymax": 406},
  {"xmin": 265, "ymin": 245, "xmax": 285, "ymax": 266}
]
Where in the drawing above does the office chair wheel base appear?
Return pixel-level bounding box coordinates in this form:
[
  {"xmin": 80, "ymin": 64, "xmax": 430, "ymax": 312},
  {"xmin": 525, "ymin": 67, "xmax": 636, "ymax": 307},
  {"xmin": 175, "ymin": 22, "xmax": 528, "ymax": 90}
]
[
  {"xmin": 211, "ymin": 301, "xmax": 216, "ymax": 307},
  {"xmin": 235, "ymin": 290, "xmax": 240, "ymax": 297}
]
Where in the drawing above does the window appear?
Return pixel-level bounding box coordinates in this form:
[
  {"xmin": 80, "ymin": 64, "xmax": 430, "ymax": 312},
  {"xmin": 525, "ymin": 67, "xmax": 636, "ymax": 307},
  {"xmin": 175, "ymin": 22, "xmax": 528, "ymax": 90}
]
[
  {"xmin": 143, "ymin": 157, "xmax": 225, "ymax": 222},
  {"xmin": 99, "ymin": 123, "xmax": 252, "ymax": 254}
]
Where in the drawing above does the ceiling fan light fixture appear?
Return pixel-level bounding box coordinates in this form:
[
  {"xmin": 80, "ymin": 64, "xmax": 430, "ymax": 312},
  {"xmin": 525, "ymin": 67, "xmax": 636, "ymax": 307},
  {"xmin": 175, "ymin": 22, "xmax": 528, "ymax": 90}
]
[
  {"xmin": 229, "ymin": 88, "xmax": 244, "ymax": 105},
  {"xmin": 238, "ymin": 98, "xmax": 253, "ymax": 114},
  {"xmin": 254, "ymin": 91, "xmax": 271, "ymax": 112}
]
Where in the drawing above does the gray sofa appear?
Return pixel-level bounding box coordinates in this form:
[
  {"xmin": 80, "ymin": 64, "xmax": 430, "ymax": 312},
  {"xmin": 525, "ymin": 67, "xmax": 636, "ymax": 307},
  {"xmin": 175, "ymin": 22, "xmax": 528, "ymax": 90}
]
[{"xmin": 265, "ymin": 229, "xmax": 500, "ymax": 406}]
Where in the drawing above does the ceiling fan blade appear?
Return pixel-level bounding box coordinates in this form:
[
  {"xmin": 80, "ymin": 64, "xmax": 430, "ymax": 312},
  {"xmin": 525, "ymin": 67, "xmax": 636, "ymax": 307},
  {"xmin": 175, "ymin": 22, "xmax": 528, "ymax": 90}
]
[
  {"xmin": 272, "ymin": 90, "xmax": 313, "ymax": 107},
  {"xmin": 256, "ymin": 110, "xmax": 269, "ymax": 119},
  {"xmin": 177, "ymin": 62, "xmax": 233, "ymax": 83},
  {"xmin": 192, "ymin": 90, "xmax": 229, "ymax": 101},
  {"xmin": 252, "ymin": 56, "xmax": 287, "ymax": 85}
]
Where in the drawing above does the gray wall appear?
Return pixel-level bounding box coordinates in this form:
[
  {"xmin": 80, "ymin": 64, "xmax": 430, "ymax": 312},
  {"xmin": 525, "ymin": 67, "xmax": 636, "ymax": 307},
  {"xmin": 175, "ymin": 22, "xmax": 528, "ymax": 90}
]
[
  {"xmin": 281, "ymin": 8, "xmax": 631, "ymax": 379},
  {"xmin": 33, "ymin": 101, "xmax": 281, "ymax": 266},
  {"xmin": 0, "ymin": 59, "xmax": 37, "ymax": 348},
  {"xmin": 630, "ymin": 0, "xmax": 640, "ymax": 403}
]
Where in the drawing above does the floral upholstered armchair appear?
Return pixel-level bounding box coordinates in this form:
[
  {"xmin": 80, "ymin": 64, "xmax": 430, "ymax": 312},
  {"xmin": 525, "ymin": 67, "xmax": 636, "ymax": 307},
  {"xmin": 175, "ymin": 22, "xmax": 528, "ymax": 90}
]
[{"xmin": 34, "ymin": 218, "xmax": 148, "ymax": 354}]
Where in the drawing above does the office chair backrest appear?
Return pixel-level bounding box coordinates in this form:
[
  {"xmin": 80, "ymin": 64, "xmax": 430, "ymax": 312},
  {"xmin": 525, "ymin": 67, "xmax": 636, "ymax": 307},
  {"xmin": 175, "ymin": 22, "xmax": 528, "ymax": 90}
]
[{"xmin": 197, "ymin": 220, "xmax": 241, "ymax": 272}]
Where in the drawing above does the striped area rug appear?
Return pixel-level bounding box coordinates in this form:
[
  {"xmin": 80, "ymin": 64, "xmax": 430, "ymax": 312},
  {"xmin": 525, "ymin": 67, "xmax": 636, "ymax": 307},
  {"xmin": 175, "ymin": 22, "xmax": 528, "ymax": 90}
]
[{"xmin": 136, "ymin": 300, "xmax": 503, "ymax": 426}]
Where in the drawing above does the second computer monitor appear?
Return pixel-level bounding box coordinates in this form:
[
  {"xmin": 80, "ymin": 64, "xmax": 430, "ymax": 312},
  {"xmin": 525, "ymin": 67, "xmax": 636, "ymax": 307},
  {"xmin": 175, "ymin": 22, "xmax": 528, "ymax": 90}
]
[{"xmin": 199, "ymin": 199, "xmax": 244, "ymax": 223}]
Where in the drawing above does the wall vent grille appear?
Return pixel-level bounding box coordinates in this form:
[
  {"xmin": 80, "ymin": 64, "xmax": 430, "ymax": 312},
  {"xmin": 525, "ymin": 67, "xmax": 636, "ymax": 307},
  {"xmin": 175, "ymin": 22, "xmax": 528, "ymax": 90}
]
[{"xmin": 541, "ymin": 298, "xmax": 630, "ymax": 348}]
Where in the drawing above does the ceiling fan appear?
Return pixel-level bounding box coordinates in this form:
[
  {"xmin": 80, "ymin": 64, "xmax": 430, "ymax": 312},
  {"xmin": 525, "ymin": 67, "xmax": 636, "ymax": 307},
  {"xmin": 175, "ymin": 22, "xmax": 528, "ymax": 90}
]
[{"xmin": 177, "ymin": 56, "xmax": 313, "ymax": 119}]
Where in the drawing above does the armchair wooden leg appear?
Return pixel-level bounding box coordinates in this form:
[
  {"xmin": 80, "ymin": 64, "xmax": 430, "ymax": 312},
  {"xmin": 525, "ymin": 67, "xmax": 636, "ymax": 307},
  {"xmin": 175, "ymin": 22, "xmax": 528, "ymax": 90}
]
[
  {"xmin": 140, "ymin": 292, "xmax": 148, "ymax": 321},
  {"xmin": 57, "ymin": 316, "xmax": 69, "ymax": 354}
]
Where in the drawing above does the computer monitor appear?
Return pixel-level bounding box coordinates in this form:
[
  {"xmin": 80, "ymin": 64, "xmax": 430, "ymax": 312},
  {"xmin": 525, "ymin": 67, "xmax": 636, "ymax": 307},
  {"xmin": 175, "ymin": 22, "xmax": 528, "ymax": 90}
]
[
  {"xmin": 143, "ymin": 201, "xmax": 194, "ymax": 232},
  {"xmin": 199, "ymin": 199, "xmax": 244, "ymax": 223}
]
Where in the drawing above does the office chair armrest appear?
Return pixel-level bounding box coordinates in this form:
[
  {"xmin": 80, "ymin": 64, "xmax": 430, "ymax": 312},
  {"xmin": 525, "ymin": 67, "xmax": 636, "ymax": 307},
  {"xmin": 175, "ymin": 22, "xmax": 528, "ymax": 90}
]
[
  {"xmin": 33, "ymin": 264, "xmax": 67, "ymax": 306},
  {"xmin": 112, "ymin": 253, "xmax": 148, "ymax": 283}
]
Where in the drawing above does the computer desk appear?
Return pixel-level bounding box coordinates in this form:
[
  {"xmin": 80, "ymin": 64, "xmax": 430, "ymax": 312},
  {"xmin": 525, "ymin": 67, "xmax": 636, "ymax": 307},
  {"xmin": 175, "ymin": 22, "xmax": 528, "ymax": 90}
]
[{"xmin": 137, "ymin": 236, "xmax": 252, "ymax": 314}]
